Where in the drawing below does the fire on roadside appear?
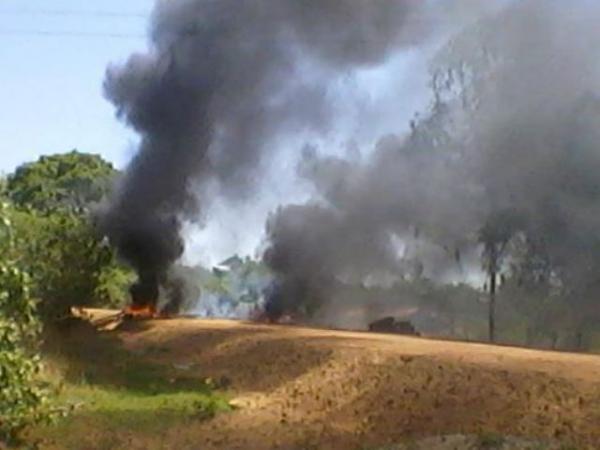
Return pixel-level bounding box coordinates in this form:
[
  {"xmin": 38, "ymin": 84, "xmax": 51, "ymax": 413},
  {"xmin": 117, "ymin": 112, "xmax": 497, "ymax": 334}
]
[{"xmin": 122, "ymin": 303, "xmax": 159, "ymax": 319}]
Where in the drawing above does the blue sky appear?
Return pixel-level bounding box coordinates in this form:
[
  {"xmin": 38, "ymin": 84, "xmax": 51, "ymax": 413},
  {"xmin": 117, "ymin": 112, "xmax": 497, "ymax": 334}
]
[
  {"xmin": 0, "ymin": 0, "xmax": 154, "ymax": 173},
  {"xmin": 0, "ymin": 0, "xmax": 433, "ymax": 263},
  {"xmin": 0, "ymin": 1, "xmax": 434, "ymax": 177}
]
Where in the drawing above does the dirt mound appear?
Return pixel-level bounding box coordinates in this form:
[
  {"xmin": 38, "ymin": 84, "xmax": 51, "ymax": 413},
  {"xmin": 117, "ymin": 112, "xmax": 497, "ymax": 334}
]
[
  {"xmin": 392, "ymin": 434, "xmax": 567, "ymax": 449},
  {"xmin": 89, "ymin": 310, "xmax": 600, "ymax": 450}
]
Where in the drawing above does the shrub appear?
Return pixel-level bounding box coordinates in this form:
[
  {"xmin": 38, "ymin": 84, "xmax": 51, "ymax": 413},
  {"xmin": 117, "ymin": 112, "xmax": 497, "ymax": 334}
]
[{"xmin": 0, "ymin": 202, "xmax": 54, "ymax": 443}]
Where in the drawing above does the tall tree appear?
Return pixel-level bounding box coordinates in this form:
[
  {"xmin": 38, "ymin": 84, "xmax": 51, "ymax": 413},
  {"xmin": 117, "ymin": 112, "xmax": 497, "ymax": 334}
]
[
  {"xmin": 5, "ymin": 152, "xmax": 132, "ymax": 321},
  {"xmin": 7, "ymin": 150, "xmax": 117, "ymax": 213},
  {"xmin": 478, "ymin": 211, "xmax": 520, "ymax": 342}
]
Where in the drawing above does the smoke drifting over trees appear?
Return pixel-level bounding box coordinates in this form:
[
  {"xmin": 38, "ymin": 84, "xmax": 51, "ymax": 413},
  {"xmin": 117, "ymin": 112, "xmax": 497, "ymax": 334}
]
[
  {"xmin": 265, "ymin": 1, "xmax": 600, "ymax": 336},
  {"xmin": 100, "ymin": 0, "xmax": 600, "ymax": 345},
  {"xmin": 99, "ymin": 0, "xmax": 457, "ymax": 310}
]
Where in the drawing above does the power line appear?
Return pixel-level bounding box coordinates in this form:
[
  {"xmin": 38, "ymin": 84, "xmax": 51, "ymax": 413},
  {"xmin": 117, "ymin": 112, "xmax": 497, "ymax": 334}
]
[
  {"xmin": 0, "ymin": 29, "xmax": 145, "ymax": 39},
  {"xmin": 0, "ymin": 9, "xmax": 148, "ymax": 19}
]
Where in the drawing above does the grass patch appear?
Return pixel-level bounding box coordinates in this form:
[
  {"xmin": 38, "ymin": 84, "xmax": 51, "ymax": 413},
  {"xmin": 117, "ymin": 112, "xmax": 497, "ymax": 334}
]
[
  {"xmin": 26, "ymin": 320, "xmax": 231, "ymax": 449},
  {"xmin": 61, "ymin": 384, "xmax": 230, "ymax": 423},
  {"xmin": 476, "ymin": 433, "xmax": 506, "ymax": 449}
]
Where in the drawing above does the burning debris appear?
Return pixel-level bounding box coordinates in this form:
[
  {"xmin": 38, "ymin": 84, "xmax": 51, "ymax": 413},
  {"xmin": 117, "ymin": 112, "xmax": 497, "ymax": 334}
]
[
  {"xmin": 368, "ymin": 317, "xmax": 420, "ymax": 336},
  {"xmin": 122, "ymin": 304, "xmax": 158, "ymax": 320},
  {"xmin": 127, "ymin": 274, "xmax": 159, "ymax": 313}
]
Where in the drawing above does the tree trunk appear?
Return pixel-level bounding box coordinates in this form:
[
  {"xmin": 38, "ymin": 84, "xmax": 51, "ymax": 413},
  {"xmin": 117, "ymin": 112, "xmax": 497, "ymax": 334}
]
[
  {"xmin": 488, "ymin": 269, "xmax": 496, "ymax": 343},
  {"xmin": 575, "ymin": 330, "xmax": 584, "ymax": 351},
  {"xmin": 550, "ymin": 331, "xmax": 558, "ymax": 350}
]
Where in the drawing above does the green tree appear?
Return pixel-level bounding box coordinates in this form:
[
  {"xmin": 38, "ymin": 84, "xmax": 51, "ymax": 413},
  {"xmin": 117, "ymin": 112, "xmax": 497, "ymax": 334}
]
[
  {"xmin": 7, "ymin": 150, "xmax": 117, "ymax": 213},
  {"xmin": 11, "ymin": 209, "xmax": 131, "ymax": 321},
  {"xmin": 0, "ymin": 201, "xmax": 53, "ymax": 443},
  {"xmin": 5, "ymin": 152, "xmax": 133, "ymax": 321}
]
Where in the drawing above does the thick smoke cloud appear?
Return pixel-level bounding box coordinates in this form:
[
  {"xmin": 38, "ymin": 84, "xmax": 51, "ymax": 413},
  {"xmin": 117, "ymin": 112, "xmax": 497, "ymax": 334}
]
[
  {"xmin": 100, "ymin": 0, "xmax": 446, "ymax": 310},
  {"xmin": 265, "ymin": 1, "xmax": 600, "ymax": 323}
]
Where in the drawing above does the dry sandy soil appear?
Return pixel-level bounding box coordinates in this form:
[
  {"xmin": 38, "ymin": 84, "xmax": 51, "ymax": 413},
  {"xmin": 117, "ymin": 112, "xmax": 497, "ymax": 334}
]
[{"xmin": 87, "ymin": 310, "xmax": 600, "ymax": 449}]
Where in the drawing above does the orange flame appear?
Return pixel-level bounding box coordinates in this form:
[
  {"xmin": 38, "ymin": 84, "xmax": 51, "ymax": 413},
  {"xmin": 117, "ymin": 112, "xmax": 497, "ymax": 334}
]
[{"xmin": 123, "ymin": 304, "xmax": 158, "ymax": 319}]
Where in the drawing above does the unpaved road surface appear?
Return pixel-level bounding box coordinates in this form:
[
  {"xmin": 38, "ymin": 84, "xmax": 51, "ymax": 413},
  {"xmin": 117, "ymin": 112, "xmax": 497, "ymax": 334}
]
[{"xmin": 91, "ymin": 310, "xmax": 600, "ymax": 449}]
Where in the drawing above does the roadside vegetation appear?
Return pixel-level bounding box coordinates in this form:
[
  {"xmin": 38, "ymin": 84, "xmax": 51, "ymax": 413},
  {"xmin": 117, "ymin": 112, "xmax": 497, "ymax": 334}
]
[
  {"xmin": 0, "ymin": 201, "xmax": 55, "ymax": 445},
  {"xmin": 0, "ymin": 151, "xmax": 228, "ymax": 447},
  {"xmin": 29, "ymin": 321, "xmax": 230, "ymax": 449}
]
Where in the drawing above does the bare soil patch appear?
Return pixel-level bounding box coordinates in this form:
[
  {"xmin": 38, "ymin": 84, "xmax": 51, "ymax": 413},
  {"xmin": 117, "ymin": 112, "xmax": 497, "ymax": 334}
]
[{"xmin": 82, "ymin": 310, "xmax": 600, "ymax": 449}]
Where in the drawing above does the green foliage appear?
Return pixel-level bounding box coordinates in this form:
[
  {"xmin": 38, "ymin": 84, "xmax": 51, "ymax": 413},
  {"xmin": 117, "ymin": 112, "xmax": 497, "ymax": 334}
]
[
  {"xmin": 476, "ymin": 433, "xmax": 506, "ymax": 449},
  {"xmin": 7, "ymin": 150, "xmax": 117, "ymax": 213},
  {"xmin": 33, "ymin": 324, "xmax": 230, "ymax": 449},
  {"xmin": 95, "ymin": 263, "xmax": 136, "ymax": 309},
  {"xmin": 0, "ymin": 202, "xmax": 54, "ymax": 443},
  {"xmin": 3, "ymin": 151, "xmax": 134, "ymax": 321},
  {"xmin": 11, "ymin": 209, "xmax": 127, "ymax": 320}
]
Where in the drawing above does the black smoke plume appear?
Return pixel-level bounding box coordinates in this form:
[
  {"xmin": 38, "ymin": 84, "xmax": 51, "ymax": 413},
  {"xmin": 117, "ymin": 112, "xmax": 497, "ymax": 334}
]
[
  {"xmin": 264, "ymin": 0, "xmax": 600, "ymax": 327},
  {"xmin": 100, "ymin": 0, "xmax": 451, "ymax": 311}
]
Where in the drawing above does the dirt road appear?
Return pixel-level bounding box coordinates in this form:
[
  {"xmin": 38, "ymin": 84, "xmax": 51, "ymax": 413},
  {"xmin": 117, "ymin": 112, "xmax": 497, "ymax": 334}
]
[{"xmin": 90, "ymin": 311, "xmax": 600, "ymax": 449}]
